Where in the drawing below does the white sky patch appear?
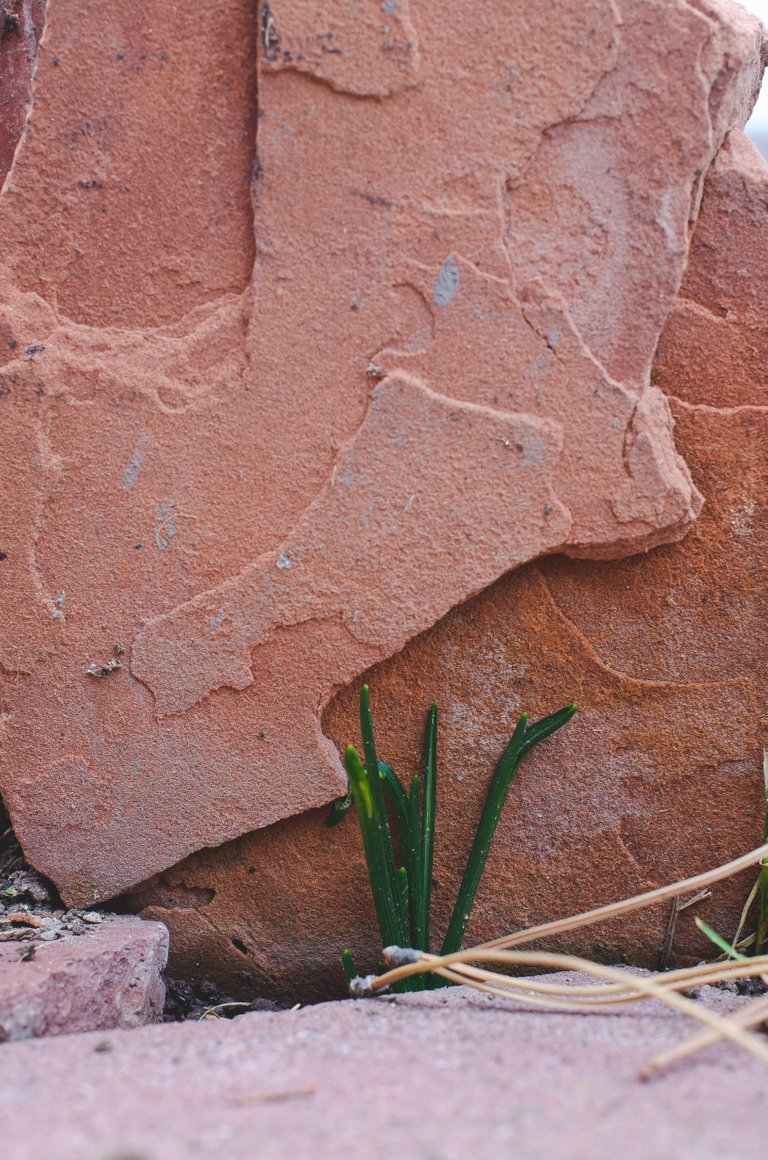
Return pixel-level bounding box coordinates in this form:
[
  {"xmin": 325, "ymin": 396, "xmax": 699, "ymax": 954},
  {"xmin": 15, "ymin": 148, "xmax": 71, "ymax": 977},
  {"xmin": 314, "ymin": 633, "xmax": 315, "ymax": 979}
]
[{"xmin": 737, "ymin": 0, "xmax": 768, "ymax": 155}]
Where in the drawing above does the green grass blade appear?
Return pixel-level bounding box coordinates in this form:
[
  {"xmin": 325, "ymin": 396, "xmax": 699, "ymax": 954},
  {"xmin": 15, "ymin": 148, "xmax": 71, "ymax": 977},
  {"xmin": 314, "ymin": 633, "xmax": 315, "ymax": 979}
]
[
  {"xmin": 439, "ymin": 714, "xmax": 527, "ymax": 958},
  {"xmin": 342, "ymin": 948, "xmax": 357, "ymax": 990},
  {"xmin": 408, "ymin": 773, "xmax": 424, "ymax": 950},
  {"xmin": 398, "ymin": 865, "xmax": 409, "ymax": 921},
  {"xmin": 344, "ymin": 745, "xmax": 408, "ymax": 949},
  {"xmin": 755, "ymin": 751, "xmax": 768, "ymax": 956},
  {"xmin": 378, "ymin": 761, "xmax": 411, "ymax": 860},
  {"xmin": 493, "ymin": 711, "xmax": 529, "ymax": 776},
  {"xmin": 696, "ymin": 917, "xmax": 747, "ymax": 962},
  {"xmin": 418, "ymin": 703, "xmax": 438, "ymax": 953},
  {"xmin": 358, "ymin": 686, "xmax": 407, "ymax": 939},
  {"xmin": 440, "ymin": 705, "xmax": 575, "ymax": 957},
  {"xmin": 519, "ymin": 704, "xmax": 578, "ymax": 757}
]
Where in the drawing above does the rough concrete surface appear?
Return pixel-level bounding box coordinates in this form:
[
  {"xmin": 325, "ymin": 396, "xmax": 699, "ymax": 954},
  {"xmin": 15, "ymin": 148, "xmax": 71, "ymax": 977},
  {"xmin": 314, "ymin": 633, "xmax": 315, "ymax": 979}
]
[
  {"xmin": 2, "ymin": 0, "xmax": 763, "ymax": 908},
  {"xmin": 0, "ymin": 915, "xmax": 168, "ymax": 1041},
  {"xmin": 0, "ymin": 984, "xmax": 766, "ymax": 1160}
]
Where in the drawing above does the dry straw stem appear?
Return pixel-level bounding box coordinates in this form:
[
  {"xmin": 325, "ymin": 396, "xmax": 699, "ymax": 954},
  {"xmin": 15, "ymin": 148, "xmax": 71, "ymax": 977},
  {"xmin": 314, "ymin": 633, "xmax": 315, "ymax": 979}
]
[
  {"xmin": 376, "ymin": 946, "xmax": 768, "ymax": 1072},
  {"xmin": 418, "ymin": 952, "xmax": 768, "ymax": 1006},
  {"xmin": 645, "ymin": 993, "xmax": 768, "ymax": 1077},
  {"xmin": 368, "ymin": 841, "xmax": 768, "ymax": 1074}
]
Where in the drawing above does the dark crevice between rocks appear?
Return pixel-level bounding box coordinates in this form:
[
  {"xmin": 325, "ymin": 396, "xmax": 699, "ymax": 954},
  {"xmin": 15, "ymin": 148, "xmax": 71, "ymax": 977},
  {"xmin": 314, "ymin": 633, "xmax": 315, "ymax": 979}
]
[
  {"xmin": 0, "ymin": 795, "xmax": 27, "ymax": 880},
  {"xmin": 161, "ymin": 977, "xmax": 284, "ymax": 1023},
  {"xmin": 0, "ymin": 793, "xmax": 59, "ymax": 904}
]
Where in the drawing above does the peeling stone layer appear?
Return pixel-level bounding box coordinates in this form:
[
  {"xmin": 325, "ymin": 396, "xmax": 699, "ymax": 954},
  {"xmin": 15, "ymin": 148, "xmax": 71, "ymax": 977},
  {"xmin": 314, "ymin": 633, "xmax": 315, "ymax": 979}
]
[{"xmin": 0, "ymin": 0, "xmax": 764, "ymax": 909}]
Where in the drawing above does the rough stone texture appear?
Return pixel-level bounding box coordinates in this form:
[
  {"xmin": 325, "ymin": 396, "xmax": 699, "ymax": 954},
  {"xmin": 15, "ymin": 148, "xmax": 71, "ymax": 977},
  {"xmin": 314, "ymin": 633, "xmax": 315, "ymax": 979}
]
[
  {"xmin": 0, "ymin": 984, "xmax": 766, "ymax": 1159},
  {"xmin": 0, "ymin": 0, "xmax": 258, "ymax": 325},
  {"xmin": 0, "ymin": 1, "xmax": 44, "ymax": 186},
  {"xmin": 0, "ymin": 0, "xmax": 763, "ymax": 910},
  {"xmin": 654, "ymin": 129, "xmax": 768, "ymax": 411},
  {"xmin": 0, "ymin": 915, "xmax": 168, "ymax": 1041},
  {"xmin": 127, "ymin": 126, "xmax": 768, "ymax": 1001}
]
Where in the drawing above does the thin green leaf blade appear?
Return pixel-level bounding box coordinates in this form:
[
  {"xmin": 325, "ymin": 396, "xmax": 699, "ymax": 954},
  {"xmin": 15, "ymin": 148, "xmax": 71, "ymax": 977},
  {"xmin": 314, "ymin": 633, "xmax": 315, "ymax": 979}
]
[
  {"xmin": 408, "ymin": 773, "xmax": 424, "ymax": 950},
  {"xmin": 440, "ymin": 705, "xmax": 575, "ymax": 957},
  {"xmin": 378, "ymin": 761, "xmax": 411, "ymax": 859},
  {"xmin": 755, "ymin": 751, "xmax": 768, "ymax": 956},
  {"xmin": 344, "ymin": 744, "xmax": 407, "ymax": 949},
  {"xmin": 419, "ymin": 702, "xmax": 438, "ymax": 953},
  {"xmin": 398, "ymin": 865, "xmax": 409, "ymax": 922},
  {"xmin": 342, "ymin": 948, "xmax": 357, "ymax": 990},
  {"xmin": 520, "ymin": 703, "xmax": 578, "ymax": 757},
  {"xmin": 360, "ymin": 687, "xmax": 406, "ymax": 915},
  {"xmin": 696, "ymin": 917, "xmax": 748, "ymax": 962}
]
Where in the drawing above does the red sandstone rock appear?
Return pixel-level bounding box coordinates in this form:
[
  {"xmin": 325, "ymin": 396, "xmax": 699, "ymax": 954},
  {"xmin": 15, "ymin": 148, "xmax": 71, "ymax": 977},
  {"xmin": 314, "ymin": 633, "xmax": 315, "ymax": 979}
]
[
  {"xmin": 0, "ymin": 915, "xmax": 168, "ymax": 1041},
  {"xmin": 0, "ymin": 1, "xmax": 44, "ymax": 186},
  {"xmin": 128, "ymin": 126, "xmax": 768, "ymax": 1000},
  {"xmin": 1, "ymin": 0, "xmax": 762, "ymax": 908},
  {"xmin": 0, "ymin": 984, "xmax": 766, "ymax": 1160},
  {"xmin": 0, "ymin": 0, "xmax": 258, "ymax": 326},
  {"xmin": 654, "ymin": 130, "xmax": 768, "ymax": 410}
]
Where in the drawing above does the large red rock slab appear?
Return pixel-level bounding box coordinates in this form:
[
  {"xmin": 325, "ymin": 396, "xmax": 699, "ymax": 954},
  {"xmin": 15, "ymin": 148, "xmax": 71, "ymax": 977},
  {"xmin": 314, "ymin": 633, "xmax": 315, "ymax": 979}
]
[
  {"xmin": 0, "ymin": 915, "xmax": 168, "ymax": 1041},
  {"xmin": 0, "ymin": 1, "xmax": 762, "ymax": 909},
  {"xmin": 0, "ymin": 984, "xmax": 766, "ymax": 1160},
  {"xmin": 129, "ymin": 129, "xmax": 768, "ymax": 1000}
]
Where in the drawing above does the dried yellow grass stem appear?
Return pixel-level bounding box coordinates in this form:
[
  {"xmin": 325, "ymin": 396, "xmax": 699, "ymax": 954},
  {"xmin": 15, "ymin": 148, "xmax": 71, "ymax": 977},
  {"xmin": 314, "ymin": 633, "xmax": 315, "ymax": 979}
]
[
  {"xmin": 644, "ymin": 994, "xmax": 768, "ymax": 1076},
  {"xmin": 430, "ymin": 952, "xmax": 768, "ymax": 1008},
  {"xmin": 366, "ymin": 842, "xmax": 768, "ymax": 1074}
]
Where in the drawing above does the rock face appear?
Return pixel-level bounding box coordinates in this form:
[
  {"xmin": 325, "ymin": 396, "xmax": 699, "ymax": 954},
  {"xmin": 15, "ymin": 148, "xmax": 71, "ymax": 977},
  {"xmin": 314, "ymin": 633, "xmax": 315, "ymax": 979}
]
[
  {"xmin": 0, "ymin": 915, "xmax": 168, "ymax": 1041},
  {"xmin": 0, "ymin": 984, "xmax": 767, "ymax": 1160},
  {"xmin": 0, "ymin": 1, "xmax": 44, "ymax": 186},
  {"xmin": 129, "ymin": 131, "xmax": 768, "ymax": 1000},
  {"xmin": 0, "ymin": 0, "xmax": 766, "ymax": 988}
]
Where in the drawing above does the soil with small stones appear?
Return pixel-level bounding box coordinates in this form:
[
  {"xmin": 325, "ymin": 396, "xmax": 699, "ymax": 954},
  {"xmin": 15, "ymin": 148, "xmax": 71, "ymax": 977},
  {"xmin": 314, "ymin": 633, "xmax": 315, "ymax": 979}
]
[{"xmin": 162, "ymin": 977, "xmax": 284, "ymax": 1022}]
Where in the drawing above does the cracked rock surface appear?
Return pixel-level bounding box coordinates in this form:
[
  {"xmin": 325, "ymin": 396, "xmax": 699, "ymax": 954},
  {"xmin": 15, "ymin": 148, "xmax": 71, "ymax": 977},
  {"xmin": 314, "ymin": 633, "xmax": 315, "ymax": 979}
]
[
  {"xmin": 0, "ymin": 0, "xmax": 766, "ymax": 926},
  {"xmin": 129, "ymin": 135, "xmax": 768, "ymax": 999}
]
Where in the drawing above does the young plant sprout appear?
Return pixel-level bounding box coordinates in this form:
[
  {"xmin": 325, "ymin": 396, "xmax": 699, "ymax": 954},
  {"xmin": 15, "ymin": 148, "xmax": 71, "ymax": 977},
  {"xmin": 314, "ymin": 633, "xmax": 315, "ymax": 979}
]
[
  {"xmin": 329, "ymin": 695, "xmax": 768, "ymax": 1075},
  {"xmin": 327, "ymin": 685, "xmax": 576, "ymax": 991}
]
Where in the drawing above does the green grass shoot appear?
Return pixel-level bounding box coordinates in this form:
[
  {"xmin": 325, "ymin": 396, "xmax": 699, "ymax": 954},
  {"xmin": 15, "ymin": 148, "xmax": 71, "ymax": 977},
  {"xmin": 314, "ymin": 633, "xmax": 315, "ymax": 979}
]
[
  {"xmin": 693, "ymin": 755, "xmax": 768, "ymax": 965},
  {"xmin": 328, "ymin": 684, "xmax": 576, "ymax": 993},
  {"xmin": 695, "ymin": 917, "xmax": 748, "ymax": 962}
]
